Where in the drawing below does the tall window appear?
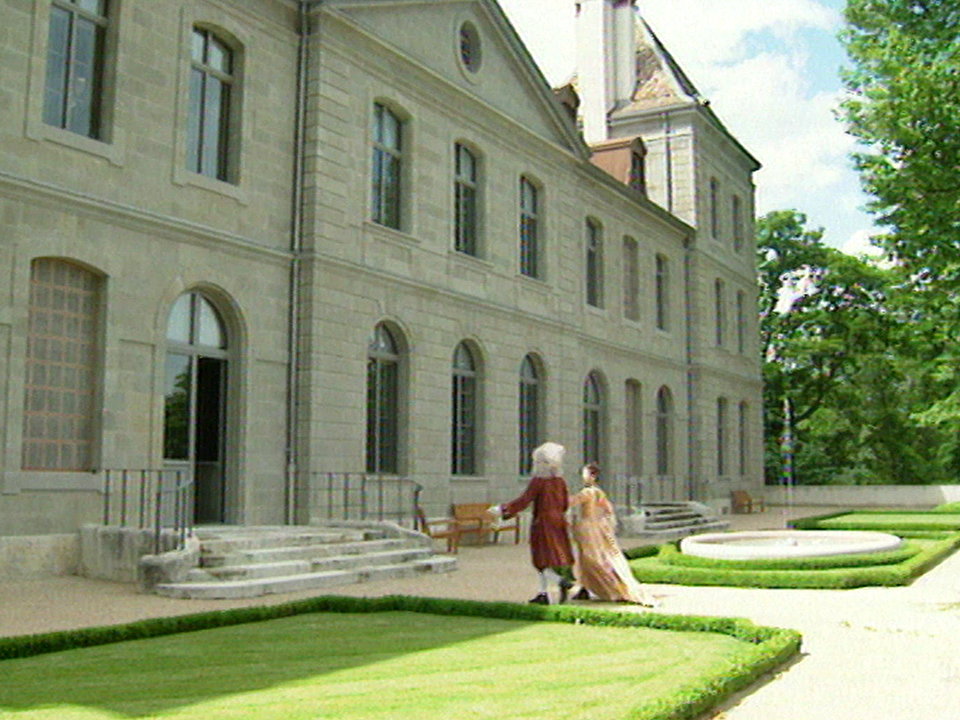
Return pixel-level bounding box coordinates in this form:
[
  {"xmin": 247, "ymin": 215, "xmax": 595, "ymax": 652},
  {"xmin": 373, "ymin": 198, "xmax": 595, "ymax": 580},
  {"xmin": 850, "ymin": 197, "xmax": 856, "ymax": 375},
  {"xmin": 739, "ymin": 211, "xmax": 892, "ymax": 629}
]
[
  {"xmin": 451, "ymin": 343, "xmax": 478, "ymax": 475},
  {"xmin": 454, "ymin": 143, "xmax": 479, "ymax": 255},
  {"xmin": 625, "ymin": 380, "xmax": 643, "ymax": 475},
  {"xmin": 715, "ymin": 279, "xmax": 725, "ymax": 347},
  {"xmin": 655, "ymin": 254, "xmax": 668, "ymax": 330},
  {"xmin": 582, "ymin": 372, "xmax": 604, "ymax": 465},
  {"xmin": 586, "ymin": 218, "xmax": 603, "ymax": 307},
  {"xmin": 367, "ymin": 324, "xmax": 401, "ymax": 474},
  {"xmin": 738, "ymin": 401, "xmax": 748, "ymax": 477},
  {"xmin": 656, "ymin": 386, "xmax": 673, "ymax": 476},
  {"xmin": 629, "ymin": 152, "xmax": 646, "ymax": 193},
  {"xmin": 518, "ymin": 355, "xmax": 541, "ymax": 473},
  {"xmin": 709, "ymin": 177, "xmax": 720, "ymax": 239},
  {"xmin": 188, "ymin": 27, "xmax": 235, "ymax": 182},
  {"xmin": 623, "ymin": 236, "xmax": 640, "ymax": 321},
  {"xmin": 732, "ymin": 195, "xmax": 743, "ymax": 252},
  {"xmin": 43, "ymin": 0, "xmax": 110, "ymax": 138},
  {"xmin": 519, "ymin": 177, "xmax": 540, "ymax": 278},
  {"xmin": 372, "ymin": 103, "xmax": 403, "ymax": 229},
  {"xmin": 736, "ymin": 290, "xmax": 746, "ymax": 354},
  {"xmin": 22, "ymin": 259, "xmax": 101, "ymax": 470},
  {"xmin": 717, "ymin": 397, "xmax": 728, "ymax": 476}
]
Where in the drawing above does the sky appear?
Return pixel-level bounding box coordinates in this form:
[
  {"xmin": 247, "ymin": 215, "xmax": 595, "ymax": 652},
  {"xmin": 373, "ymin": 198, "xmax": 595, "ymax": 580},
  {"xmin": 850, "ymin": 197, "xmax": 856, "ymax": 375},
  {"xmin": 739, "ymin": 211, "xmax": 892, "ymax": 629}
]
[{"xmin": 498, "ymin": 0, "xmax": 878, "ymax": 256}]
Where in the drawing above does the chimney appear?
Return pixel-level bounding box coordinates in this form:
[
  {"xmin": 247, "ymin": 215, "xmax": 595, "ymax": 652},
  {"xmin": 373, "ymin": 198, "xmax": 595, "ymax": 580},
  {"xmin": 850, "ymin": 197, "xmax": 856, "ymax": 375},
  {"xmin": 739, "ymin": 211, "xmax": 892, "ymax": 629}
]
[{"xmin": 575, "ymin": 0, "xmax": 637, "ymax": 144}]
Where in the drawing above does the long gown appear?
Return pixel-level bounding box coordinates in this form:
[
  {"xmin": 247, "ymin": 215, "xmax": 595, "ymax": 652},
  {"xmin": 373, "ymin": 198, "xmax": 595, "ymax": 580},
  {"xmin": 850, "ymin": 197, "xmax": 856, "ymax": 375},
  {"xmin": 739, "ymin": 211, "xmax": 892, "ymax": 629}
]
[{"xmin": 570, "ymin": 485, "xmax": 655, "ymax": 605}]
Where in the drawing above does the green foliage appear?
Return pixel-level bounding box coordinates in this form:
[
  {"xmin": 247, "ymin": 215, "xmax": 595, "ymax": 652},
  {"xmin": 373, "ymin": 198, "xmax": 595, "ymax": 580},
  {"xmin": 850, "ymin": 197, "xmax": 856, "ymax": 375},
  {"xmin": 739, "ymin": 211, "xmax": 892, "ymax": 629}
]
[
  {"xmin": 933, "ymin": 501, "xmax": 960, "ymax": 513},
  {"xmin": 840, "ymin": 0, "xmax": 960, "ymax": 282}
]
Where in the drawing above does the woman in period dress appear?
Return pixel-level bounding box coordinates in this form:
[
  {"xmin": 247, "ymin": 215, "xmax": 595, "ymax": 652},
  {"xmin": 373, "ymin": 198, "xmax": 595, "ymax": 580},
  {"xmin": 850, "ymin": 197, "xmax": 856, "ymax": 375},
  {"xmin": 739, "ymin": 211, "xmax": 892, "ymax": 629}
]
[
  {"xmin": 491, "ymin": 441, "xmax": 575, "ymax": 605},
  {"xmin": 570, "ymin": 463, "xmax": 656, "ymax": 607}
]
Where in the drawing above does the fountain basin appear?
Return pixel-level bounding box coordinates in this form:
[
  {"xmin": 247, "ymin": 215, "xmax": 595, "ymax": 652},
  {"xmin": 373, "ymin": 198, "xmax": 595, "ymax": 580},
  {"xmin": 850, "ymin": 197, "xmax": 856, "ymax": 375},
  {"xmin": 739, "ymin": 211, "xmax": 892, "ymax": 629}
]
[{"xmin": 680, "ymin": 529, "xmax": 903, "ymax": 561}]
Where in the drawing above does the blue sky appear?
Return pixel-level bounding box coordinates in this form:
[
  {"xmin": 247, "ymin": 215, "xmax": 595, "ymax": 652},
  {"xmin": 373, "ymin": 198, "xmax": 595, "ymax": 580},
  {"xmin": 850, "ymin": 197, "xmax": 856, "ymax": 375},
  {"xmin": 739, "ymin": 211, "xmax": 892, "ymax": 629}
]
[{"xmin": 498, "ymin": 0, "xmax": 877, "ymax": 255}]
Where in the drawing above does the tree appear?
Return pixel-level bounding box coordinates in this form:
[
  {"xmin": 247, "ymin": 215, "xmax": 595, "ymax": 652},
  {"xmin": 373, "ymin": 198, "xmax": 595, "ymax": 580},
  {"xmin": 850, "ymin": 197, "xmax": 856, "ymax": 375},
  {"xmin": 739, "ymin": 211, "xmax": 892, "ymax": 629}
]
[
  {"xmin": 756, "ymin": 210, "xmax": 947, "ymax": 485},
  {"xmin": 840, "ymin": 0, "xmax": 960, "ymax": 284}
]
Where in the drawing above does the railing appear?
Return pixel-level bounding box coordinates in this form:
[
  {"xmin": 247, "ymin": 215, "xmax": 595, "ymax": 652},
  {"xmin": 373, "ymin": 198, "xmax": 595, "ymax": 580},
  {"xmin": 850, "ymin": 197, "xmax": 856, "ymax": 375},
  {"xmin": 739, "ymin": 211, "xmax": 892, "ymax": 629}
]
[
  {"xmin": 102, "ymin": 469, "xmax": 194, "ymax": 554},
  {"xmin": 608, "ymin": 475, "xmax": 705, "ymax": 510},
  {"xmin": 308, "ymin": 472, "xmax": 423, "ymax": 529}
]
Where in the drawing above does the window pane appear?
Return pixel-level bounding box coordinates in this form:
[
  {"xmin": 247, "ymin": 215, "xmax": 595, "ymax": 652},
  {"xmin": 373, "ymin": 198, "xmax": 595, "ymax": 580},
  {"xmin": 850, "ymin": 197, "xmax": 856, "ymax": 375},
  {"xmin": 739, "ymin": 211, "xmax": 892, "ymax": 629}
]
[
  {"xmin": 201, "ymin": 77, "xmax": 225, "ymax": 178},
  {"xmin": 167, "ymin": 294, "xmax": 191, "ymax": 343},
  {"xmin": 67, "ymin": 17, "xmax": 100, "ymax": 136},
  {"xmin": 192, "ymin": 28, "xmax": 205, "ymax": 62},
  {"xmin": 208, "ymin": 36, "xmax": 231, "ymax": 73},
  {"xmin": 164, "ymin": 353, "xmax": 192, "ymax": 460},
  {"xmin": 77, "ymin": 0, "xmax": 107, "ymax": 15},
  {"xmin": 197, "ymin": 297, "xmax": 224, "ymax": 348},
  {"xmin": 187, "ymin": 69, "xmax": 204, "ymax": 173},
  {"xmin": 43, "ymin": 7, "xmax": 71, "ymax": 128}
]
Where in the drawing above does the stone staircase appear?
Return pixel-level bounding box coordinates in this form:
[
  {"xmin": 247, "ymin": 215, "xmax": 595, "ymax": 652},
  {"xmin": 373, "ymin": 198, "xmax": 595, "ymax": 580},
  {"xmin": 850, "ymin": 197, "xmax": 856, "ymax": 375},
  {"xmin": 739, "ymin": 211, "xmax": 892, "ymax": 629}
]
[
  {"xmin": 618, "ymin": 501, "xmax": 730, "ymax": 541},
  {"xmin": 153, "ymin": 523, "xmax": 456, "ymax": 599}
]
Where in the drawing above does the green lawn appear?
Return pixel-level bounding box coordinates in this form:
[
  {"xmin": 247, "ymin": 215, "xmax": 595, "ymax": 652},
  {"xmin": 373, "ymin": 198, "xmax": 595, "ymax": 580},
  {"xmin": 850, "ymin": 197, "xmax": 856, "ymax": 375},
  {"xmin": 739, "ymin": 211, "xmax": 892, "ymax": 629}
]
[
  {"xmin": 810, "ymin": 512, "xmax": 960, "ymax": 532},
  {"xmin": 0, "ymin": 610, "xmax": 769, "ymax": 720}
]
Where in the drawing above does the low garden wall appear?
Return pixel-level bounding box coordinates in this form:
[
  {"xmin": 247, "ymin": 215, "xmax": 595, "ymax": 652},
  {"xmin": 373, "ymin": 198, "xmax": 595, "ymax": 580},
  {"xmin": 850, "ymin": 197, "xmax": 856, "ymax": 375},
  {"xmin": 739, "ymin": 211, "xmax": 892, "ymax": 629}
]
[
  {"xmin": 0, "ymin": 534, "xmax": 79, "ymax": 580},
  {"xmin": 760, "ymin": 484, "xmax": 960, "ymax": 508}
]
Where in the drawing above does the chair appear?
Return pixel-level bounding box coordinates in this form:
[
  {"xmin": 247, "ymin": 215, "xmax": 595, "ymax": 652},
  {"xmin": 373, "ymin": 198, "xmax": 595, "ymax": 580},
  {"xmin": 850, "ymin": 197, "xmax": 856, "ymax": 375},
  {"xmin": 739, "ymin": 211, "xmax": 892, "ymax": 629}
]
[
  {"xmin": 452, "ymin": 502, "xmax": 521, "ymax": 545},
  {"xmin": 415, "ymin": 506, "xmax": 460, "ymax": 553},
  {"xmin": 731, "ymin": 490, "xmax": 766, "ymax": 514}
]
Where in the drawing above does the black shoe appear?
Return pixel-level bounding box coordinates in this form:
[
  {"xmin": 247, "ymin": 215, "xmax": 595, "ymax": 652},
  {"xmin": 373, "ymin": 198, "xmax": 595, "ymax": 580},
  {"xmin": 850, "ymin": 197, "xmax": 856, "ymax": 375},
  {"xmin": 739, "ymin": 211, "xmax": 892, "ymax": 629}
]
[
  {"xmin": 528, "ymin": 593, "xmax": 549, "ymax": 605},
  {"xmin": 558, "ymin": 579, "xmax": 573, "ymax": 604},
  {"xmin": 573, "ymin": 587, "xmax": 591, "ymax": 601}
]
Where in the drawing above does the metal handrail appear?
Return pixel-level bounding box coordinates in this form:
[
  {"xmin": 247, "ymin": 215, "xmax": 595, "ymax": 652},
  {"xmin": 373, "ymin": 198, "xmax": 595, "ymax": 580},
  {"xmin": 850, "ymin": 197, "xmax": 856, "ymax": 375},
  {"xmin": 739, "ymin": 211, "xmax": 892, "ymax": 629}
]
[
  {"xmin": 102, "ymin": 469, "xmax": 194, "ymax": 553},
  {"xmin": 308, "ymin": 472, "xmax": 423, "ymax": 529}
]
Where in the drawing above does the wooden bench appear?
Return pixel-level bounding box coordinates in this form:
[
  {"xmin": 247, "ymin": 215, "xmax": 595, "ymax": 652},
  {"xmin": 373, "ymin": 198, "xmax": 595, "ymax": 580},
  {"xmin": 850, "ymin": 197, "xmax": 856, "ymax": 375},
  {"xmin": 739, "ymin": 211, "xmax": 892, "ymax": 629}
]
[
  {"xmin": 731, "ymin": 490, "xmax": 766, "ymax": 514},
  {"xmin": 453, "ymin": 502, "xmax": 521, "ymax": 546},
  {"xmin": 415, "ymin": 507, "xmax": 460, "ymax": 553}
]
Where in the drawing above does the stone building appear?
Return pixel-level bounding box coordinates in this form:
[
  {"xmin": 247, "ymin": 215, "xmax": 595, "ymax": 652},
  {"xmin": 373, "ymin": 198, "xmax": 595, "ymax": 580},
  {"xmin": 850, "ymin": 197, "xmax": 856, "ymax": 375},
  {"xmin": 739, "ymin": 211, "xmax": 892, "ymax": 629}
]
[{"xmin": 0, "ymin": 0, "xmax": 761, "ymax": 571}]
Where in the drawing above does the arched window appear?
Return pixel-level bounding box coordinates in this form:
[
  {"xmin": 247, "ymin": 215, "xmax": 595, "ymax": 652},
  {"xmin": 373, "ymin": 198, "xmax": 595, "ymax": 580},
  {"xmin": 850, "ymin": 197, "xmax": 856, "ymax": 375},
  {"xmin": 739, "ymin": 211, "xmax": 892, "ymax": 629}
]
[
  {"xmin": 22, "ymin": 258, "xmax": 102, "ymax": 470},
  {"xmin": 582, "ymin": 372, "xmax": 604, "ymax": 465},
  {"xmin": 739, "ymin": 401, "xmax": 749, "ymax": 477},
  {"xmin": 452, "ymin": 342, "xmax": 479, "ymax": 475},
  {"xmin": 367, "ymin": 324, "xmax": 402, "ymax": 473},
  {"xmin": 518, "ymin": 355, "xmax": 542, "ymax": 473},
  {"xmin": 656, "ymin": 386, "xmax": 673, "ymax": 476}
]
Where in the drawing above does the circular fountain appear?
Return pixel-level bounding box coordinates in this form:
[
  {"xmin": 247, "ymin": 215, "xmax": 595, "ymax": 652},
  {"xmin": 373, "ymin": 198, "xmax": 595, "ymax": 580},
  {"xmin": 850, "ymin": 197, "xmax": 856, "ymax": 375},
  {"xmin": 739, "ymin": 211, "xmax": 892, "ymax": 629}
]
[{"xmin": 680, "ymin": 529, "xmax": 903, "ymax": 561}]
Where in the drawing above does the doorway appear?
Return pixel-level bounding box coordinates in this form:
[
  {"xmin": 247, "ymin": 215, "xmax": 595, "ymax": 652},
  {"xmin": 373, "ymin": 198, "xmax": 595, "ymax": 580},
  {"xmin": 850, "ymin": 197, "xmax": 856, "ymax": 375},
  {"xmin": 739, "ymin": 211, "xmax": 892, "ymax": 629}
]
[{"xmin": 163, "ymin": 292, "xmax": 229, "ymax": 524}]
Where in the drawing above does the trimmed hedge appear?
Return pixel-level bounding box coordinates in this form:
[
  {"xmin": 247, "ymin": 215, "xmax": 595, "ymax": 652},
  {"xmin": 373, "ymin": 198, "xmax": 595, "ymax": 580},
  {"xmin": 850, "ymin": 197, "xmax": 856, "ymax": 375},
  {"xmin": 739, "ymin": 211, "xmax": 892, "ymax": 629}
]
[
  {"xmin": 0, "ymin": 594, "xmax": 801, "ymax": 720},
  {"xmin": 933, "ymin": 501, "xmax": 960, "ymax": 513},
  {"xmin": 790, "ymin": 510, "xmax": 960, "ymax": 533},
  {"xmin": 627, "ymin": 534, "xmax": 960, "ymax": 589},
  {"xmin": 657, "ymin": 540, "xmax": 921, "ymax": 571}
]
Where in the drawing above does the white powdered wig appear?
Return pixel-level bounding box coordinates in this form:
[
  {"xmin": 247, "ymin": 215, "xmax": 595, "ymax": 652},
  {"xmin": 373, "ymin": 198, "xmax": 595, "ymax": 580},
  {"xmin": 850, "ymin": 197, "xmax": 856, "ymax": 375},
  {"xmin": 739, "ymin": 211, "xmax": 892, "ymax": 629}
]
[{"xmin": 531, "ymin": 441, "xmax": 566, "ymax": 478}]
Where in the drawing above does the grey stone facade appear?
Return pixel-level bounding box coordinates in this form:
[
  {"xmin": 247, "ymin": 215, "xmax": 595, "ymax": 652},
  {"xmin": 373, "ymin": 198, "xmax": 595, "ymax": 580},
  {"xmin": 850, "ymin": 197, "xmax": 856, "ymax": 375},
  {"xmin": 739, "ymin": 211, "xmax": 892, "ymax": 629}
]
[{"xmin": 0, "ymin": 0, "xmax": 762, "ymax": 541}]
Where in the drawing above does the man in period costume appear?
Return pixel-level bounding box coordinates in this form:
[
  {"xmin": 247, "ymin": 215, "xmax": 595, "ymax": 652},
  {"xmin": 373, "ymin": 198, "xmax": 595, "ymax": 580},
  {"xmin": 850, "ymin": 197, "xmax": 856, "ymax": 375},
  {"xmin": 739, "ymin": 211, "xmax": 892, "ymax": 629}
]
[{"xmin": 490, "ymin": 441, "xmax": 575, "ymax": 604}]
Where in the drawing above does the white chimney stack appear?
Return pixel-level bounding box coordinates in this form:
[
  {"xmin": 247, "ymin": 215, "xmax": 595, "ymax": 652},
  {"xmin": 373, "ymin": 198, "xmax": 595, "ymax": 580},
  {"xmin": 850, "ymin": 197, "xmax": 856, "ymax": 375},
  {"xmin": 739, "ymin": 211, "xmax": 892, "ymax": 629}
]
[{"xmin": 576, "ymin": 0, "xmax": 637, "ymax": 144}]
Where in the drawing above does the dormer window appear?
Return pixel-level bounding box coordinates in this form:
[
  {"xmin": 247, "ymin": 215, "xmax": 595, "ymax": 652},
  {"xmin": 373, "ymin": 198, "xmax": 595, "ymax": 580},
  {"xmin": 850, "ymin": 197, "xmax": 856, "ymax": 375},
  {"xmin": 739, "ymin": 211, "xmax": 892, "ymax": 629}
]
[{"xmin": 629, "ymin": 151, "xmax": 646, "ymax": 194}]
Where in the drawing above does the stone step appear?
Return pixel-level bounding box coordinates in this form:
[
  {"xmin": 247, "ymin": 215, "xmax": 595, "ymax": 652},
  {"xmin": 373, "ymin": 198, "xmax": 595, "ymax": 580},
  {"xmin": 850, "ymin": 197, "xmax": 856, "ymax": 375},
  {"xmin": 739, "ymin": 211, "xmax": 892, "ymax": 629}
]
[
  {"xmin": 196, "ymin": 528, "xmax": 378, "ymax": 555},
  {"xmin": 193, "ymin": 547, "xmax": 433, "ymax": 582},
  {"xmin": 156, "ymin": 556, "xmax": 458, "ymax": 600},
  {"xmin": 201, "ymin": 538, "xmax": 406, "ymax": 568},
  {"xmin": 631, "ymin": 519, "xmax": 731, "ymax": 541}
]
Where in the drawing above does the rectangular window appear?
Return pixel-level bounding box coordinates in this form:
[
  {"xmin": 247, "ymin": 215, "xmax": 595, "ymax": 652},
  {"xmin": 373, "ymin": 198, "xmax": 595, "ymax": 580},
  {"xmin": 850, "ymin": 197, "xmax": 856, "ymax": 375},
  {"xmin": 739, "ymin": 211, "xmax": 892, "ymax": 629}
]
[
  {"xmin": 519, "ymin": 177, "xmax": 539, "ymax": 278},
  {"xmin": 717, "ymin": 398, "xmax": 728, "ymax": 477},
  {"xmin": 625, "ymin": 380, "xmax": 642, "ymax": 475},
  {"xmin": 188, "ymin": 28, "xmax": 235, "ymax": 182},
  {"xmin": 709, "ymin": 177, "xmax": 720, "ymax": 240},
  {"xmin": 623, "ymin": 236, "xmax": 640, "ymax": 321},
  {"xmin": 655, "ymin": 254, "xmax": 668, "ymax": 330},
  {"xmin": 22, "ymin": 259, "xmax": 100, "ymax": 471},
  {"xmin": 736, "ymin": 290, "xmax": 746, "ymax": 354},
  {"xmin": 586, "ymin": 219, "xmax": 603, "ymax": 308},
  {"xmin": 629, "ymin": 152, "xmax": 645, "ymax": 194},
  {"xmin": 739, "ymin": 402, "xmax": 748, "ymax": 476},
  {"xmin": 454, "ymin": 144, "xmax": 479, "ymax": 255},
  {"xmin": 372, "ymin": 103, "xmax": 403, "ymax": 229},
  {"xmin": 43, "ymin": 0, "xmax": 109, "ymax": 139},
  {"xmin": 732, "ymin": 195, "xmax": 743, "ymax": 251},
  {"xmin": 715, "ymin": 279, "xmax": 725, "ymax": 347}
]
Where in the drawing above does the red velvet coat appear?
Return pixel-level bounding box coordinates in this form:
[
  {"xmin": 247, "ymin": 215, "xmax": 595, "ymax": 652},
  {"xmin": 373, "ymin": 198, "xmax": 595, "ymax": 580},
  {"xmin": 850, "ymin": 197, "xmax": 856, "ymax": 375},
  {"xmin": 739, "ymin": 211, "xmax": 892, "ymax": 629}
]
[{"xmin": 502, "ymin": 475, "xmax": 574, "ymax": 570}]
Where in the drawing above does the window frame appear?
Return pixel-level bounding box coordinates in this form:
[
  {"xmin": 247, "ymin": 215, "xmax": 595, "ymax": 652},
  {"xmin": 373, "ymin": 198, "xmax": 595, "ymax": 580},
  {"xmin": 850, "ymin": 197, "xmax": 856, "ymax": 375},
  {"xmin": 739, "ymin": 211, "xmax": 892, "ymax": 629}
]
[
  {"xmin": 187, "ymin": 26, "xmax": 236, "ymax": 183},
  {"xmin": 709, "ymin": 177, "xmax": 720, "ymax": 240},
  {"xmin": 732, "ymin": 194, "xmax": 744, "ymax": 252},
  {"xmin": 451, "ymin": 342, "xmax": 480, "ymax": 476},
  {"xmin": 454, "ymin": 142, "xmax": 480, "ymax": 256},
  {"xmin": 372, "ymin": 102, "xmax": 404, "ymax": 230},
  {"xmin": 717, "ymin": 396, "xmax": 728, "ymax": 477},
  {"xmin": 715, "ymin": 278, "xmax": 725, "ymax": 347},
  {"xmin": 519, "ymin": 176, "xmax": 540, "ymax": 279},
  {"xmin": 518, "ymin": 354, "xmax": 542, "ymax": 474},
  {"xmin": 585, "ymin": 218, "xmax": 603, "ymax": 308},
  {"xmin": 582, "ymin": 371, "xmax": 604, "ymax": 466},
  {"xmin": 366, "ymin": 323, "xmax": 403, "ymax": 474},
  {"xmin": 655, "ymin": 253, "xmax": 669, "ymax": 331},
  {"xmin": 623, "ymin": 236, "xmax": 640, "ymax": 321},
  {"xmin": 656, "ymin": 386, "xmax": 673, "ymax": 477}
]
